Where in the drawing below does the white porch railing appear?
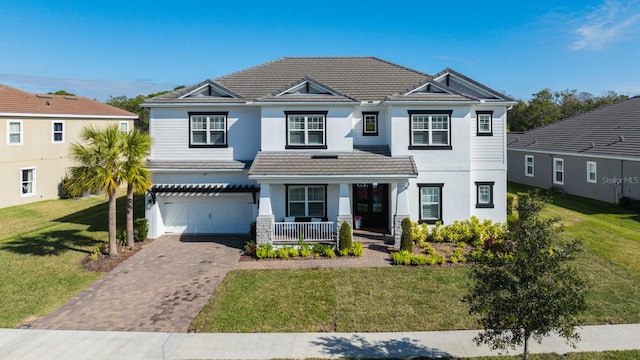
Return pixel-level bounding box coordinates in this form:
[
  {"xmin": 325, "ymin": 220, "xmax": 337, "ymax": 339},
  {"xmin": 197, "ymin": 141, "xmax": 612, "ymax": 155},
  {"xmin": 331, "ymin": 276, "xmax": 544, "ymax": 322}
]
[{"xmin": 274, "ymin": 222, "xmax": 335, "ymax": 242}]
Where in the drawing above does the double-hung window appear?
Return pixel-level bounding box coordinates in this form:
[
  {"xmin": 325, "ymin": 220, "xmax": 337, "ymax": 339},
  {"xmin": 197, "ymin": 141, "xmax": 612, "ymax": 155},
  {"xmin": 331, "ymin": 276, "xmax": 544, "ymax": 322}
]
[
  {"xmin": 476, "ymin": 111, "xmax": 493, "ymax": 136},
  {"xmin": 418, "ymin": 183, "xmax": 443, "ymax": 224},
  {"xmin": 475, "ymin": 182, "xmax": 495, "ymax": 208},
  {"xmin": 525, "ymin": 155, "xmax": 534, "ymax": 177},
  {"xmin": 553, "ymin": 158, "xmax": 564, "ymax": 185},
  {"xmin": 21, "ymin": 168, "xmax": 35, "ymax": 196},
  {"xmin": 587, "ymin": 161, "xmax": 597, "ymax": 183},
  {"xmin": 408, "ymin": 110, "xmax": 452, "ymax": 149},
  {"xmin": 362, "ymin": 112, "xmax": 378, "ymax": 136},
  {"xmin": 189, "ymin": 112, "xmax": 228, "ymax": 147},
  {"xmin": 287, "ymin": 185, "xmax": 326, "ymax": 217},
  {"xmin": 286, "ymin": 111, "xmax": 327, "ymax": 149},
  {"xmin": 52, "ymin": 121, "xmax": 64, "ymax": 143},
  {"xmin": 119, "ymin": 122, "xmax": 129, "ymax": 132},
  {"xmin": 8, "ymin": 120, "xmax": 22, "ymax": 145}
]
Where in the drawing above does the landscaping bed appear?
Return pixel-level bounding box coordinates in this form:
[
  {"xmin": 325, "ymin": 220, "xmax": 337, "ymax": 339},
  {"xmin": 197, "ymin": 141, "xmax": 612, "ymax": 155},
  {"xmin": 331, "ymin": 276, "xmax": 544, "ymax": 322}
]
[{"xmin": 81, "ymin": 239, "xmax": 153, "ymax": 272}]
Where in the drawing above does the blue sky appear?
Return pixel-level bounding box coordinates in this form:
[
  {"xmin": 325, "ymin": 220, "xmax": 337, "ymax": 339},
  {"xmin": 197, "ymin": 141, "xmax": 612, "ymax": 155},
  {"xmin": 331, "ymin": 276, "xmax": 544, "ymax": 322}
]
[{"xmin": 1, "ymin": 0, "xmax": 639, "ymax": 101}]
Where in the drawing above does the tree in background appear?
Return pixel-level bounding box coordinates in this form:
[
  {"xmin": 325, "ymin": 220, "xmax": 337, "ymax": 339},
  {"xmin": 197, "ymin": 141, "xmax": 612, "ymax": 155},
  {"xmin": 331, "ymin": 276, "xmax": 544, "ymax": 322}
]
[
  {"xmin": 67, "ymin": 125, "xmax": 125, "ymax": 256},
  {"xmin": 508, "ymin": 89, "xmax": 628, "ymax": 132},
  {"xmin": 106, "ymin": 86, "xmax": 184, "ymax": 132},
  {"xmin": 48, "ymin": 90, "xmax": 76, "ymax": 96},
  {"xmin": 121, "ymin": 128, "xmax": 152, "ymax": 248},
  {"xmin": 465, "ymin": 191, "xmax": 587, "ymax": 360}
]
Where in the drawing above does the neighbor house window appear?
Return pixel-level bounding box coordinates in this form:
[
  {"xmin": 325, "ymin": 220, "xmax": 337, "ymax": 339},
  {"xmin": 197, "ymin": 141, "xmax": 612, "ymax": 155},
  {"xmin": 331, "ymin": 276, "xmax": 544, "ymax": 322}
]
[
  {"xmin": 21, "ymin": 168, "xmax": 35, "ymax": 196},
  {"xmin": 587, "ymin": 161, "xmax": 597, "ymax": 183},
  {"xmin": 286, "ymin": 185, "xmax": 326, "ymax": 217},
  {"xmin": 189, "ymin": 112, "xmax": 228, "ymax": 147},
  {"xmin": 119, "ymin": 122, "xmax": 129, "ymax": 132},
  {"xmin": 476, "ymin": 111, "xmax": 493, "ymax": 136},
  {"xmin": 52, "ymin": 121, "xmax": 64, "ymax": 143},
  {"xmin": 362, "ymin": 112, "xmax": 378, "ymax": 136},
  {"xmin": 476, "ymin": 182, "xmax": 495, "ymax": 208},
  {"xmin": 525, "ymin": 155, "xmax": 534, "ymax": 177},
  {"xmin": 418, "ymin": 183, "xmax": 444, "ymax": 224},
  {"xmin": 408, "ymin": 111, "xmax": 452, "ymax": 149},
  {"xmin": 8, "ymin": 120, "xmax": 22, "ymax": 145},
  {"xmin": 553, "ymin": 158, "xmax": 564, "ymax": 185},
  {"xmin": 285, "ymin": 111, "xmax": 327, "ymax": 149}
]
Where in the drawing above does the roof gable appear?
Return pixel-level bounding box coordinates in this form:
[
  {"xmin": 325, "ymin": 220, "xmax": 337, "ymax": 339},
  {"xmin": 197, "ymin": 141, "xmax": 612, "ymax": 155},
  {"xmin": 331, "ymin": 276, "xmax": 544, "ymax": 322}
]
[
  {"xmin": 432, "ymin": 68, "xmax": 513, "ymax": 101},
  {"xmin": 178, "ymin": 80, "xmax": 241, "ymax": 99}
]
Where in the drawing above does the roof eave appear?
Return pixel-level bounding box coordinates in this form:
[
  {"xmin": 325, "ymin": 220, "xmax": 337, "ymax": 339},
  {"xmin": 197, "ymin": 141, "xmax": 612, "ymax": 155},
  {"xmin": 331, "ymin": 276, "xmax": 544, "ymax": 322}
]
[{"xmin": 0, "ymin": 112, "xmax": 138, "ymax": 119}]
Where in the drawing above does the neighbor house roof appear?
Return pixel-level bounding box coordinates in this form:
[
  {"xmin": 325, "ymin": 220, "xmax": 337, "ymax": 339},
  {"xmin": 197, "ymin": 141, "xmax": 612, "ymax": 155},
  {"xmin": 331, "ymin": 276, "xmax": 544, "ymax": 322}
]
[
  {"xmin": 0, "ymin": 85, "xmax": 137, "ymax": 118},
  {"xmin": 507, "ymin": 96, "xmax": 640, "ymax": 158},
  {"xmin": 145, "ymin": 57, "xmax": 513, "ymax": 104},
  {"xmin": 248, "ymin": 146, "xmax": 418, "ymax": 178}
]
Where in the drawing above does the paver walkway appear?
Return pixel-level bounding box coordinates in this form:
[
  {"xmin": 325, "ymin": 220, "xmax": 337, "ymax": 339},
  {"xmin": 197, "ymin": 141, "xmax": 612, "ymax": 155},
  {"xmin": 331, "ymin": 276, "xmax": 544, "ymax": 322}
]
[{"xmin": 27, "ymin": 231, "xmax": 392, "ymax": 332}]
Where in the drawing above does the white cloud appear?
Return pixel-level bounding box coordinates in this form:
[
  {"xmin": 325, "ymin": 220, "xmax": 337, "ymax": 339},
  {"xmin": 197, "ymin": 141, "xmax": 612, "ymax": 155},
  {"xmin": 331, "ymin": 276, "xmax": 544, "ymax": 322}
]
[
  {"xmin": 570, "ymin": 0, "xmax": 640, "ymax": 50},
  {"xmin": 0, "ymin": 73, "xmax": 177, "ymax": 101}
]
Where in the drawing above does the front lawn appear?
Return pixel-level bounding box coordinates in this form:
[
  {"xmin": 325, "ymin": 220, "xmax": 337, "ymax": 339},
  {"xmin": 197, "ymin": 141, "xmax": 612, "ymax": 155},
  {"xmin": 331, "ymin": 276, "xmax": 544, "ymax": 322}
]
[
  {"xmin": 192, "ymin": 183, "xmax": 640, "ymax": 332},
  {"xmin": 0, "ymin": 192, "xmax": 143, "ymax": 328}
]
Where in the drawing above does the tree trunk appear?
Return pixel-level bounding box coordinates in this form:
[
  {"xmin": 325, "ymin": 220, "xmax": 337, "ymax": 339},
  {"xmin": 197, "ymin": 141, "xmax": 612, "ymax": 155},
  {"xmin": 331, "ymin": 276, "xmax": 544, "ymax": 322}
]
[
  {"xmin": 126, "ymin": 184, "xmax": 134, "ymax": 248},
  {"xmin": 522, "ymin": 331, "xmax": 530, "ymax": 360},
  {"xmin": 108, "ymin": 189, "xmax": 118, "ymax": 256}
]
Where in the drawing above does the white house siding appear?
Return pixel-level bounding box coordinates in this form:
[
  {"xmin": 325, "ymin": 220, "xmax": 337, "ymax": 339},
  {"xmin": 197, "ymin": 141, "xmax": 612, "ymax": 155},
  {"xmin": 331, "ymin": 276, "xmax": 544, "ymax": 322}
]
[
  {"xmin": 149, "ymin": 107, "xmax": 260, "ymax": 161},
  {"xmin": 471, "ymin": 169, "xmax": 507, "ymax": 223},
  {"xmin": 352, "ymin": 107, "xmax": 388, "ymax": 146},
  {"xmin": 470, "ymin": 107, "xmax": 506, "ymax": 163},
  {"xmin": 260, "ymin": 106, "xmax": 354, "ymax": 151},
  {"xmin": 408, "ymin": 171, "xmax": 472, "ymax": 225}
]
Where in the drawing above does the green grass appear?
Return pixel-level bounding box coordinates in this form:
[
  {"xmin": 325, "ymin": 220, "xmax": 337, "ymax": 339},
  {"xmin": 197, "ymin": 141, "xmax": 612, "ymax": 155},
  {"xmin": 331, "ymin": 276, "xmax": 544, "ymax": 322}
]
[
  {"xmin": 193, "ymin": 182, "xmax": 640, "ymax": 333},
  {"xmin": 0, "ymin": 192, "xmax": 143, "ymax": 328}
]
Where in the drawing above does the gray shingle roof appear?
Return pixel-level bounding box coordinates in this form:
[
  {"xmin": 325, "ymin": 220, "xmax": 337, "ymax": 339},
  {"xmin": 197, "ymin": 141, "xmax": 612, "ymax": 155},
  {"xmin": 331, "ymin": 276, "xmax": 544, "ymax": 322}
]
[
  {"xmin": 507, "ymin": 96, "xmax": 640, "ymax": 158},
  {"xmin": 248, "ymin": 147, "xmax": 417, "ymax": 177},
  {"xmin": 145, "ymin": 57, "xmax": 512, "ymax": 104}
]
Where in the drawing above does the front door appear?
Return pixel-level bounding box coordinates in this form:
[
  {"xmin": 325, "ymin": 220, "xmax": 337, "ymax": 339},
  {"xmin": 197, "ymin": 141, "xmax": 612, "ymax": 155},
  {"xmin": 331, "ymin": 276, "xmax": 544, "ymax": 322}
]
[{"xmin": 353, "ymin": 183, "xmax": 389, "ymax": 230}]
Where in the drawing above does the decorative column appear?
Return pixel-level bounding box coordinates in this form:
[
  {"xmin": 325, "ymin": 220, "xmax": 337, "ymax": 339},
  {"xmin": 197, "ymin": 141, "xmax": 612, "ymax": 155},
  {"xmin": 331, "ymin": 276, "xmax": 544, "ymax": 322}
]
[
  {"xmin": 394, "ymin": 181, "xmax": 411, "ymax": 249},
  {"xmin": 256, "ymin": 184, "xmax": 274, "ymax": 245},
  {"xmin": 336, "ymin": 183, "xmax": 353, "ymax": 234}
]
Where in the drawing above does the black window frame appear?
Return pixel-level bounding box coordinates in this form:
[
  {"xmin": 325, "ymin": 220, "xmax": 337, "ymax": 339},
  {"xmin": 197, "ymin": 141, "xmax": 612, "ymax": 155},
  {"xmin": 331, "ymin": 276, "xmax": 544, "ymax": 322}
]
[
  {"xmin": 476, "ymin": 110, "xmax": 493, "ymax": 136},
  {"xmin": 417, "ymin": 183, "xmax": 444, "ymax": 224},
  {"xmin": 52, "ymin": 121, "xmax": 64, "ymax": 143},
  {"xmin": 408, "ymin": 110, "xmax": 453, "ymax": 150},
  {"xmin": 285, "ymin": 111, "xmax": 328, "ymax": 149},
  {"xmin": 362, "ymin": 111, "xmax": 379, "ymax": 136},
  {"xmin": 475, "ymin": 181, "xmax": 495, "ymax": 208},
  {"xmin": 525, "ymin": 155, "xmax": 534, "ymax": 177},
  {"xmin": 188, "ymin": 111, "xmax": 229, "ymax": 148},
  {"xmin": 285, "ymin": 184, "xmax": 328, "ymax": 218}
]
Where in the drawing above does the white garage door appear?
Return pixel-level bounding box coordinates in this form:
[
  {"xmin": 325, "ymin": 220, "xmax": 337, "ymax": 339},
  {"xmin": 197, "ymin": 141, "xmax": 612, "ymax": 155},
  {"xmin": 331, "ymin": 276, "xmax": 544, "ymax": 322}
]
[{"xmin": 160, "ymin": 194, "xmax": 254, "ymax": 234}]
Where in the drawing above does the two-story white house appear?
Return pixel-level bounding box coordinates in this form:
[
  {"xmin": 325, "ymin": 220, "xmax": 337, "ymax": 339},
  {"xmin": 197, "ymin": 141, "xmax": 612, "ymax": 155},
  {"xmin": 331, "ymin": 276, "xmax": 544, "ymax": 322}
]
[{"xmin": 143, "ymin": 57, "xmax": 514, "ymax": 247}]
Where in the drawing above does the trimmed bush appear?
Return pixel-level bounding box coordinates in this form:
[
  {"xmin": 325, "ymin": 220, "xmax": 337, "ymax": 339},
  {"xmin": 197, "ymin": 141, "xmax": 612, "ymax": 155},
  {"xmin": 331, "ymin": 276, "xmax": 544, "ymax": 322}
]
[
  {"xmin": 339, "ymin": 221, "xmax": 353, "ymax": 251},
  {"xmin": 134, "ymin": 218, "xmax": 149, "ymax": 242},
  {"xmin": 400, "ymin": 218, "xmax": 414, "ymax": 252}
]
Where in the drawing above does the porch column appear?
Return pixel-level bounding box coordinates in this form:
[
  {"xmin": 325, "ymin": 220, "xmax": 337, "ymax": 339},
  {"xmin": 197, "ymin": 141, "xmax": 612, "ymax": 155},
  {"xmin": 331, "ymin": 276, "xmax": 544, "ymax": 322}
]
[
  {"xmin": 336, "ymin": 183, "xmax": 353, "ymax": 235},
  {"xmin": 394, "ymin": 181, "xmax": 411, "ymax": 249},
  {"xmin": 256, "ymin": 184, "xmax": 274, "ymax": 245}
]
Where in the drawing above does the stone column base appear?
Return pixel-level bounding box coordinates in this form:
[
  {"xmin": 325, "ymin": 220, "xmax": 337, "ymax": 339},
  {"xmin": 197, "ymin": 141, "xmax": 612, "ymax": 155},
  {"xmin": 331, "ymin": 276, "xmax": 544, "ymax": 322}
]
[
  {"xmin": 256, "ymin": 215, "xmax": 274, "ymax": 245},
  {"xmin": 393, "ymin": 215, "xmax": 410, "ymax": 249}
]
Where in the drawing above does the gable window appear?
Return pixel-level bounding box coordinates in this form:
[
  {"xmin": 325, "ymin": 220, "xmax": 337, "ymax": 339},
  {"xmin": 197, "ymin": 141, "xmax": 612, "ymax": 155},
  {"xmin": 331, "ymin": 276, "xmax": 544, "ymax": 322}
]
[
  {"xmin": 587, "ymin": 161, "xmax": 597, "ymax": 183},
  {"xmin": 553, "ymin": 158, "xmax": 564, "ymax": 185},
  {"xmin": 362, "ymin": 112, "xmax": 378, "ymax": 136},
  {"xmin": 475, "ymin": 181, "xmax": 495, "ymax": 208},
  {"xmin": 476, "ymin": 111, "xmax": 493, "ymax": 136},
  {"xmin": 52, "ymin": 121, "xmax": 64, "ymax": 143},
  {"xmin": 189, "ymin": 112, "xmax": 228, "ymax": 148},
  {"xmin": 525, "ymin": 155, "xmax": 534, "ymax": 177},
  {"xmin": 285, "ymin": 111, "xmax": 327, "ymax": 149},
  {"xmin": 418, "ymin": 183, "xmax": 443, "ymax": 224},
  {"xmin": 408, "ymin": 110, "xmax": 453, "ymax": 150},
  {"xmin": 8, "ymin": 120, "xmax": 22, "ymax": 145},
  {"xmin": 286, "ymin": 185, "xmax": 326, "ymax": 217},
  {"xmin": 119, "ymin": 122, "xmax": 129, "ymax": 132},
  {"xmin": 21, "ymin": 168, "xmax": 35, "ymax": 196}
]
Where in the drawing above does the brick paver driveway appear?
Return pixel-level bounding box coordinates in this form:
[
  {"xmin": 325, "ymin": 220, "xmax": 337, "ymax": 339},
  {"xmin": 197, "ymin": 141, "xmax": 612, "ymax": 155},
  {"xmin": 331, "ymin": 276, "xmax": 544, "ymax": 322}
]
[{"xmin": 28, "ymin": 235, "xmax": 246, "ymax": 332}]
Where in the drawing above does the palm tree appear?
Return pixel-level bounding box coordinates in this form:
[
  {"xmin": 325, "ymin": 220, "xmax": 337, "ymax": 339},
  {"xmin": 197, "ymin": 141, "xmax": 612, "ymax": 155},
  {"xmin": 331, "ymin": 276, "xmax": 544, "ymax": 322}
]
[
  {"xmin": 67, "ymin": 125, "xmax": 125, "ymax": 256},
  {"xmin": 121, "ymin": 128, "xmax": 152, "ymax": 248}
]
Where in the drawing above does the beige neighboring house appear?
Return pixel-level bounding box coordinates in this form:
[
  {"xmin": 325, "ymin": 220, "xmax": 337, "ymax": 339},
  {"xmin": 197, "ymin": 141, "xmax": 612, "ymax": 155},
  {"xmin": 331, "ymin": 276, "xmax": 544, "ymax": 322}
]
[{"xmin": 0, "ymin": 85, "xmax": 138, "ymax": 209}]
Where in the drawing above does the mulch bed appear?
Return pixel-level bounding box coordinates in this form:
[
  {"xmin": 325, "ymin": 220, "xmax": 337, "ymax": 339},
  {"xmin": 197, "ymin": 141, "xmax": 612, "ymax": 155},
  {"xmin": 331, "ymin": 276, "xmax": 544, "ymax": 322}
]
[{"xmin": 82, "ymin": 239, "xmax": 154, "ymax": 272}]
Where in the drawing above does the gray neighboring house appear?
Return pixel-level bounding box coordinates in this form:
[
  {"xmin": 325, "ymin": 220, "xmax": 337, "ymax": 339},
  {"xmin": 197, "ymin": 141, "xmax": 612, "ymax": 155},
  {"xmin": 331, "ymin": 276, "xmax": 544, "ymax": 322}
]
[{"xmin": 507, "ymin": 96, "xmax": 640, "ymax": 203}]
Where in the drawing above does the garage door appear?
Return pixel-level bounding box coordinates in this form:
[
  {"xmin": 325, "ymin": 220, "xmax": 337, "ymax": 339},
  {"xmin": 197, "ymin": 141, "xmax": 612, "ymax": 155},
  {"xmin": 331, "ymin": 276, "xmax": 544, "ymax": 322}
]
[{"xmin": 160, "ymin": 194, "xmax": 254, "ymax": 234}]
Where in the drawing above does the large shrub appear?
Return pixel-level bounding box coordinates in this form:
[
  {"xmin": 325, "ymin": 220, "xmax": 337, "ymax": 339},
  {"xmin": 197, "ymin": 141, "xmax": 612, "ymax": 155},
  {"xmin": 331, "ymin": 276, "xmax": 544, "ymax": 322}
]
[
  {"xmin": 133, "ymin": 218, "xmax": 149, "ymax": 242},
  {"xmin": 339, "ymin": 221, "xmax": 353, "ymax": 251},
  {"xmin": 400, "ymin": 218, "xmax": 414, "ymax": 252}
]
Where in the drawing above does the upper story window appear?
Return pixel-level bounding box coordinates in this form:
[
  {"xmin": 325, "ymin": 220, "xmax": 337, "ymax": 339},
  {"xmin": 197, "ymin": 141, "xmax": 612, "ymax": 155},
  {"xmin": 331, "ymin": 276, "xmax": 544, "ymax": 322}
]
[
  {"xmin": 52, "ymin": 121, "xmax": 64, "ymax": 143},
  {"xmin": 525, "ymin": 155, "xmax": 534, "ymax": 177},
  {"xmin": 7, "ymin": 120, "xmax": 22, "ymax": 145},
  {"xmin": 587, "ymin": 161, "xmax": 597, "ymax": 183},
  {"xmin": 476, "ymin": 111, "xmax": 493, "ymax": 136},
  {"xmin": 21, "ymin": 168, "xmax": 35, "ymax": 196},
  {"xmin": 418, "ymin": 183, "xmax": 444, "ymax": 224},
  {"xmin": 475, "ymin": 181, "xmax": 495, "ymax": 208},
  {"xmin": 189, "ymin": 112, "xmax": 228, "ymax": 148},
  {"xmin": 553, "ymin": 158, "xmax": 564, "ymax": 185},
  {"xmin": 119, "ymin": 122, "xmax": 129, "ymax": 132},
  {"xmin": 362, "ymin": 112, "xmax": 378, "ymax": 136},
  {"xmin": 285, "ymin": 111, "xmax": 327, "ymax": 149},
  {"xmin": 408, "ymin": 110, "xmax": 453, "ymax": 150}
]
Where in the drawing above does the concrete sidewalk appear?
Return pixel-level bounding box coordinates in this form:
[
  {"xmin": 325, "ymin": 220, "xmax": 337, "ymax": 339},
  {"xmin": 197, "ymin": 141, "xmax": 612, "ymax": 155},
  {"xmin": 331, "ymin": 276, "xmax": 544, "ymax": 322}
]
[{"xmin": 2, "ymin": 324, "xmax": 640, "ymax": 359}]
